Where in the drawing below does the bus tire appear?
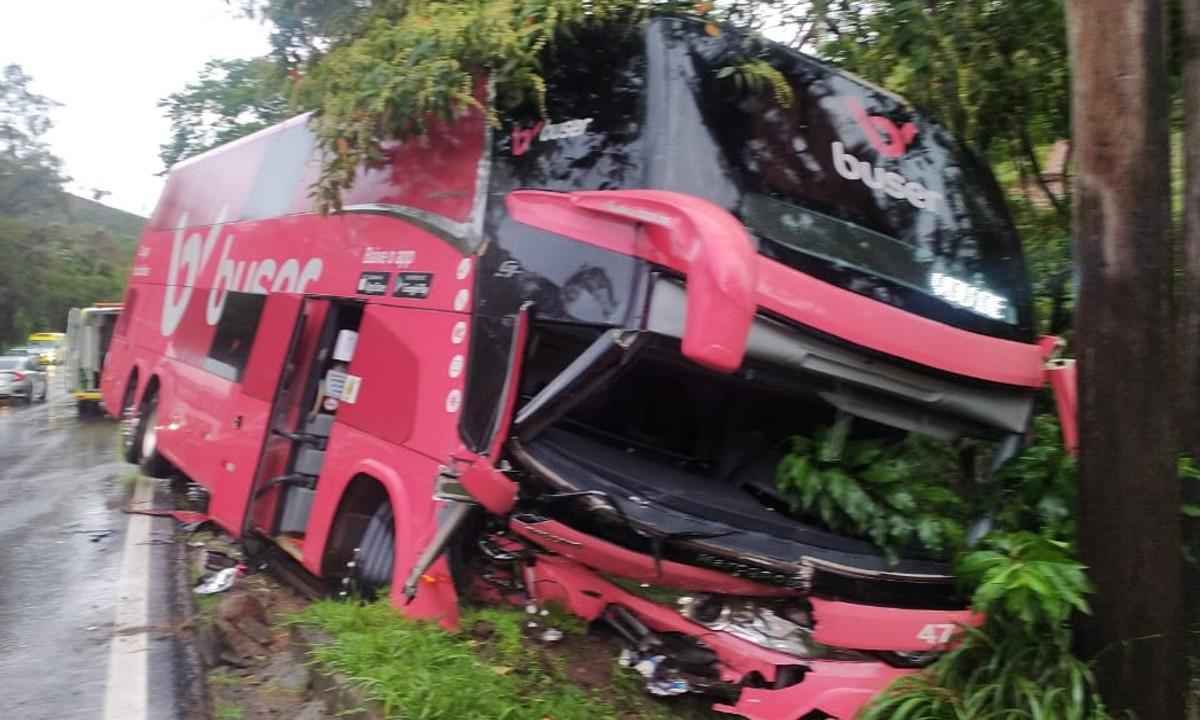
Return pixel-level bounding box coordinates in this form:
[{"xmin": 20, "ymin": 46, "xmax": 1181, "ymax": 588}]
[
  {"xmin": 137, "ymin": 389, "xmax": 173, "ymax": 479},
  {"xmin": 121, "ymin": 378, "xmax": 140, "ymax": 464},
  {"xmin": 354, "ymin": 502, "xmax": 396, "ymax": 598}
]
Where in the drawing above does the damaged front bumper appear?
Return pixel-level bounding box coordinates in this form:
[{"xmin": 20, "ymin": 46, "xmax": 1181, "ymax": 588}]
[{"xmin": 514, "ymin": 525, "xmax": 977, "ymax": 720}]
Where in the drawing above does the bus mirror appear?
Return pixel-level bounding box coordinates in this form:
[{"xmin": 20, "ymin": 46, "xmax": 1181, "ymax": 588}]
[{"xmin": 506, "ymin": 189, "xmax": 757, "ymax": 373}]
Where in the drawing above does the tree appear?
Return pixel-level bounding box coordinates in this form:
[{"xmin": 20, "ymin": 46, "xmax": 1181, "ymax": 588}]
[
  {"xmin": 1181, "ymin": 0, "xmax": 1200, "ymax": 458},
  {"xmin": 158, "ymin": 57, "xmax": 292, "ymax": 169},
  {"xmin": 1066, "ymin": 1, "xmax": 1184, "ymax": 718},
  {"xmin": 0, "ymin": 63, "xmax": 66, "ymax": 215}
]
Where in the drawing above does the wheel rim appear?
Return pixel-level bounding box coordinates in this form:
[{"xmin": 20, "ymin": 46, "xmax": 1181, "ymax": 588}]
[
  {"xmin": 141, "ymin": 403, "xmax": 158, "ymax": 459},
  {"xmin": 122, "ymin": 394, "xmax": 138, "ymax": 451}
]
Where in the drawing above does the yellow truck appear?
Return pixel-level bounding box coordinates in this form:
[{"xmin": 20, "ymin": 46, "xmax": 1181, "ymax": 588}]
[{"xmin": 65, "ymin": 304, "xmax": 121, "ymax": 416}]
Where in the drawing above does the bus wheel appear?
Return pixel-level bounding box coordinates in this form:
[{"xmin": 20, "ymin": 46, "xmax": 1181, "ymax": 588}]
[
  {"xmin": 351, "ymin": 502, "xmax": 395, "ymax": 599},
  {"xmin": 136, "ymin": 390, "xmax": 173, "ymax": 479},
  {"xmin": 121, "ymin": 381, "xmax": 140, "ymax": 464}
]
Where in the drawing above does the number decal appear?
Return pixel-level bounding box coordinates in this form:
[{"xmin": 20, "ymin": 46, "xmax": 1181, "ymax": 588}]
[{"xmin": 916, "ymin": 623, "xmax": 957, "ymax": 646}]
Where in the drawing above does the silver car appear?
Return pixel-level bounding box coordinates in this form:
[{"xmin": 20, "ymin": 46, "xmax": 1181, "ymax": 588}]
[{"xmin": 0, "ymin": 355, "xmax": 48, "ymax": 403}]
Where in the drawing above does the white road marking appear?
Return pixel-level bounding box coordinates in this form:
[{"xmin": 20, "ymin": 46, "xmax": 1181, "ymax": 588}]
[{"xmin": 103, "ymin": 477, "xmax": 153, "ymax": 720}]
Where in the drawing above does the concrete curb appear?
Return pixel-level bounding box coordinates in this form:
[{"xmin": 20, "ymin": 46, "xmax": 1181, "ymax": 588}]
[
  {"xmin": 290, "ymin": 625, "xmax": 387, "ymax": 720},
  {"xmin": 170, "ymin": 502, "xmax": 210, "ymax": 720}
]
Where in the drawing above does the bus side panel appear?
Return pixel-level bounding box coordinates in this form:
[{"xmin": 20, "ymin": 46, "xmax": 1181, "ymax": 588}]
[{"xmin": 335, "ymin": 304, "xmax": 471, "ymax": 463}]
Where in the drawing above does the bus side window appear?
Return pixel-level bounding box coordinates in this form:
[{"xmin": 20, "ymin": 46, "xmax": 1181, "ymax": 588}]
[{"xmin": 204, "ymin": 292, "xmax": 268, "ymax": 382}]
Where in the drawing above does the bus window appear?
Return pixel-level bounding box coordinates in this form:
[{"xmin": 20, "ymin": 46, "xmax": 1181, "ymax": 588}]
[{"xmin": 205, "ymin": 292, "xmax": 268, "ymax": 382}]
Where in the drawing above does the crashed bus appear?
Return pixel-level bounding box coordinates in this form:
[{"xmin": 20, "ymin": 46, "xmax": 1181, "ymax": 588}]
[{"xmin": 102, "ymin": 17, "xmax": 1075, "ymax": 719}]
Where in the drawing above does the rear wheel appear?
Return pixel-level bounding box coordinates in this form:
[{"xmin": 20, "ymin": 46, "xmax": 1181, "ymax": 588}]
[
  {"xmin": 121, "ymin": 380, "xmax": 140, "ymax": 463},
  {"xmin": 138, "ymin": 390, "xmax": 173, "ymax": 478}
]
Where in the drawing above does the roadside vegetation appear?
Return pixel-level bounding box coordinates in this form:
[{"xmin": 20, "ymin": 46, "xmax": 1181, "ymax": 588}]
[
  {"xmin": 0, "ymin": 64, "xmax": 140, "ymax": 345},
  {"xmin": 295, "ymin": 599, "xmax": 718, "ymax": 720}
]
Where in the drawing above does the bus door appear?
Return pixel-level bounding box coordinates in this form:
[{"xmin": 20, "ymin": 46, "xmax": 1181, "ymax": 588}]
[
  {"xmin": 204, "ymin": 292, "xmax": 306, "ymax": 533},
  {"xmin": 243, "ymin": 298, "xmax": 366, "ymax": 560}
]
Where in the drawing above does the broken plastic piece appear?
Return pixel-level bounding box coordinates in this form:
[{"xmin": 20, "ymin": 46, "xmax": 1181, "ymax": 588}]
[
  {"xmin": 647, "ymin": 677, "xmax": 690, "ymax": 697},
  {"xmin": 539, "ymin": 629, "xmax": 564, "ymax": 643},
  {"xmin": 194, "ymin": 567, "xmax": 238, "ymax": 595}
]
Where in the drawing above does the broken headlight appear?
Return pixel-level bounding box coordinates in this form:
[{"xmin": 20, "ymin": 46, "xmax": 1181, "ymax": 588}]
[{"xmin": 678, "ymin": 594, "xmax": 866, "ymax": 661}]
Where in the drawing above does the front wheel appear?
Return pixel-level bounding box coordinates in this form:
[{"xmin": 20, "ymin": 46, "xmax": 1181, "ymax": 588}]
[
  {"xmin": 352, "ymin": 502, "xmax": 395, "ymax": 599},
  {"xmin": 135, "ymin": 390, "xmax": 173, "ymax": 478}
]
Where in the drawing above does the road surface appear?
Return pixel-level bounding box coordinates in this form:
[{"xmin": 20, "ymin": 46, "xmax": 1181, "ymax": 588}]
[{"xmin": 0, "ymin": 370, "xmax": 183, "ymax": 720}]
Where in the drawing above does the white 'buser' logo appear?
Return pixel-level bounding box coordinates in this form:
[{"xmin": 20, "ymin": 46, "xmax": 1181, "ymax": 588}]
[
  {"xmin": 161, "ymin": 209, "xmax": 324, "ymax": 336},
  {"xmin": 831, "ymin": 141, "xmax": 943, "ymax": 211}
]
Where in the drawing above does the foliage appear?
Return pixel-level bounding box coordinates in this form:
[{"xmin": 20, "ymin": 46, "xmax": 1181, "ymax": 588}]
[
  {"xmin": 295, "ymin": 599, "xmax": 712, "ymax": 720},
  {"xmin": 229, "ymin": 0, "xmax": 834, "ymax": 212},
  {"xmin": 861, "ymin": 530, "xmax": 1108, "ymax": 719},
  {"xmin": 158, "ymin": 57, "xmax": 293, "ymax": 169},
  {"xmin": 860, "ymin": 617, "xmax": 1110, "ymax": 720},
  {"xmin": 776, "ymin": 415, "xmax": 1085, "ymax": 558},
  {"xmin": 819, "ymin": 1, "xmax": 1070, "ymax": 159},
  {"xmin": 958, "ymin": 532, "xmax": 1090, "ymax": 627},
  {"xmin": 0, "ymin": 64, "xmax": 67, "ymax": 217},
  {"xmin": 0, "ymin": 64, "xmax": 137, "ymax": 345},
  {"xmin": 294, "ymin": 0, "xmax": 666, "ymax": 212},
  {"xmin": 986, "ymin": 415, "xmax": 1079, "ymax": 539},
  {"xmin": 775, "ymin": 426, "xmax": 966, "ymax": 559}
]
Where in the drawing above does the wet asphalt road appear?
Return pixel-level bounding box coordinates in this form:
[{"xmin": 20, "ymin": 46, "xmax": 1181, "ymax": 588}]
[{"xmin": 0, "ymin": 371, "xmax": 135, "ymax": 719}]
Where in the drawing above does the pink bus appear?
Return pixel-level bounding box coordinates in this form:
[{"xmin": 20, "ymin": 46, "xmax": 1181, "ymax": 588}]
[{"xmin": 103, "ymin": 17, "xmax": 1074, "ymax": 719}]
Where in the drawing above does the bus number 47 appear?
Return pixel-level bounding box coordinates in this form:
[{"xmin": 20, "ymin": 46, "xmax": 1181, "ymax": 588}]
[{"xmin": 916, "ymin": 623, "xmax": 957, "ymax": 646}]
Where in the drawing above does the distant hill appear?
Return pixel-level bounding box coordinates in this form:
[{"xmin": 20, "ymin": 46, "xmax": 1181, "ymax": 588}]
[{"xmin": 29, "ymin": 193, "xmax": 146, "ymax": 240}]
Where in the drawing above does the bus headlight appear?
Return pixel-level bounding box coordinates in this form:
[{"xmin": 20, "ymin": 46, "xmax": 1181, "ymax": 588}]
[{"xmin": 677, "ymin": 594, "xmax": 858, "ymax": 660}]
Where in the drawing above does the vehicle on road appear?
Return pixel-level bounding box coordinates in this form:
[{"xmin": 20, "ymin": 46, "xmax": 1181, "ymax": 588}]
[
  {"xmin": 0, "ymin": 354, "xmax": 48, "ymax": 404},
  {"xmin": 66, "ymin": 304, "xmax": 122, "ymax": 417},
  {"xmin": 28, "ymin": 332, "xmax": 66, "ymax": 365},
  {"xmin": 102, "ymin": 17, "xmax": 1077, "ymax": 720}
]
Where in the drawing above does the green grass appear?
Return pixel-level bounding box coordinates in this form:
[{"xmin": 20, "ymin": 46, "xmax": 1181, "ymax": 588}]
[
  {"xmin": 295, "ymin": 600, "xmax": 699, "ymax": 720},
  {"xmin": 208, "ymin": 668, "xmax": 244, "ymax": 688},
  {"xmin": 213, "ymin": 704, "xmax": 244, "ymax": 720}
]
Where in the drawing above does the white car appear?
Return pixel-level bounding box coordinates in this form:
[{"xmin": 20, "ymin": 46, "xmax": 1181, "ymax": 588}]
[{"xmin": 0, "ymin": 355, "xmax": 49, "ymax": 403}]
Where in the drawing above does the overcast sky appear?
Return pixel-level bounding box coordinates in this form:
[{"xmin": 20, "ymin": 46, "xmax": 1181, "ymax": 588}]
[{"xmin": 1, "ymin": 1, "xmax": 272, "ymax": 216}]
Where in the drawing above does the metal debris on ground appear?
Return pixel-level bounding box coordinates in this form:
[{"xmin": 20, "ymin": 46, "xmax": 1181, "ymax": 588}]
[{"xmin": 619, "ymin": 648, "xmax": 692, "ymax": 697}]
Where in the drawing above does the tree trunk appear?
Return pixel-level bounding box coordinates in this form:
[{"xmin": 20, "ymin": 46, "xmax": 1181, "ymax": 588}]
[
  {"xmin": 1180, "ymin": 0, "xmax": 1200, "ymax": 645},
  {"xmin": 1066, "ymin": 1, "xmax": 1184, "ymax": 718},
  {"xmin": 1182, "ymin": 0, "xmax": 1200, "ymax": 459}
]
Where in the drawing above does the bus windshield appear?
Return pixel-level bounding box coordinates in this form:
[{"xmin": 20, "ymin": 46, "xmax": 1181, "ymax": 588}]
[{"xmin": 650, "ymin": 19, "xmax": 1034, "ymax": 341}]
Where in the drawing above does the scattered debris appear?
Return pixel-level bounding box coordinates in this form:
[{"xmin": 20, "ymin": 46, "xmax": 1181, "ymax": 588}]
[
  {"xmin": 539, "ymin": 628, "xmax": 564, "ymax": 644},
  {"xmin": 201, "ymin": 549, "xmax": 239, "ymax": 571},
  {"xmin": 195, "ymin": 567, "xmax": 239, "ymax": 595}
]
